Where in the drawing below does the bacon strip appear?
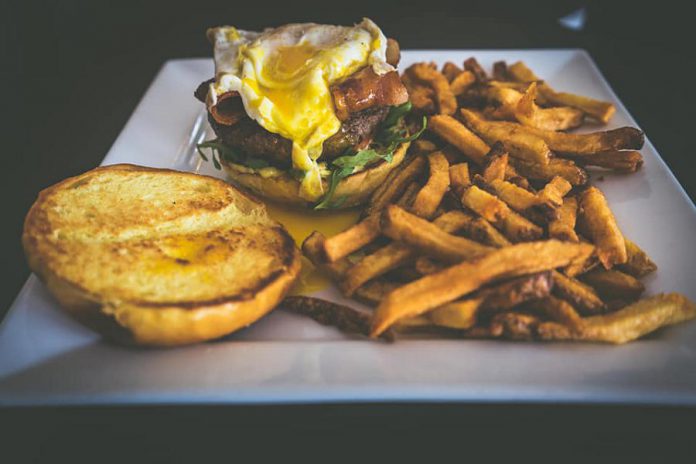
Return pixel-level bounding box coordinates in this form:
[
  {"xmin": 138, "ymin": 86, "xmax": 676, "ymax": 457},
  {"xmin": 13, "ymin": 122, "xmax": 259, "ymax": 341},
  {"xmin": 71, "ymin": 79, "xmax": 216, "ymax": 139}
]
[
  {"xmin": 209, "ymin": 91, "xmax": 246, "ymax": 126},
  {"xmin": 331, "ymin": 67, "xmax": 409, "ymax": 121},
  {"xmin": 205, "ymin": 48, "xmax": 409, "ymax": 127}
]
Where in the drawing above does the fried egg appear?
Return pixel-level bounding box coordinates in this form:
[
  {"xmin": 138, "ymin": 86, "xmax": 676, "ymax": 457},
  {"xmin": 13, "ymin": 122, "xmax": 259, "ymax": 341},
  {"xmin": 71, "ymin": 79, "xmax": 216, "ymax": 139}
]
[{"xmin": 208, "ymin": 18, "xmax": 394, "ymax": 200}]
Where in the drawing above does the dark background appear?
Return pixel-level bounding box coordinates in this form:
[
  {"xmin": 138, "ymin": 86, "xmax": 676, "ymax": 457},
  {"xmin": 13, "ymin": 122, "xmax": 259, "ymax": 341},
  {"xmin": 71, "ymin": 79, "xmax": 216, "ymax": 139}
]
[{"xmin": 2, "ymin": 0, "xmax": 695, "ymax": 460}]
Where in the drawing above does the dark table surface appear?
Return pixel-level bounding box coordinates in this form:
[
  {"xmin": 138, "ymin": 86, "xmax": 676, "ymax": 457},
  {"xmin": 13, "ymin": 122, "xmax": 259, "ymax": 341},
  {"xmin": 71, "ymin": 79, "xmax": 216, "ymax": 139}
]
[{"xmin": 2, "ymin": 0, "xmax": 695, "ymax": 460}]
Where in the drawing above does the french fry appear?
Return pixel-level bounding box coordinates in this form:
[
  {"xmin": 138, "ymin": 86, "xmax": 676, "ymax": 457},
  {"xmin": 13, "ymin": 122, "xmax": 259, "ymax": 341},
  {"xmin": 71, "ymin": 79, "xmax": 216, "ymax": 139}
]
[
  {"xmin": 302, "ymin": 231, "xmax": 350, "ymax": 279},
  {"xmin": 537, "ymin": 176, "xmax": 572, "ymax": 208},
  {"xmin": 415, "ymin": 256, "xmax": 446, "ymax": 275},
  {"xmin": 464, "ymin": 57, "xmax": 488, "ymax": 82},
  {"xmin": 551, "ymin": 270, "xmax": 605, "ymax": 315},
  {"xmin": 505, "ymin": 61, "xmax": 540, "ymax": 82},
  {"xmin": 438, "ymin": 209, "xmax": 512, "ymax": 248},
  {"xmin": 568, "ymin": 150, "xmax": 644, "ymax": 173},
  {"xmin": 514, "ymin": 123, "xmax": 644, "ymax": 155},
  {"xmin": 510, "ymin": 157, "xmax": 588, "ymax": 186},
  {"xmin": 528, "ymin": 296, "xmax": 584, "ymax": 332},
  {"xmin": 450, "ymin": 70, "xmax": 476, "ymax": 96},
  {"xmin": 428, "ymin": 298, "xmax": 483, "ymax": 329},
  {"xmin": 477, "ymin": 86, "xmax": 519, "ymax": 121},
  {"xmin": 428, "ymin": 114, "xmax": 490, "ymax": 164},
  {"xmin": 548, "ymin": 196, "xmax": 579, "ymax": 242},
  {"xmin": 482, "ymin": 151, "xmax": 509, "ymax": 182},
  {"xmin": 578, "ymin": 186, "xmax": 627, "ymax": 268},
  {"xmin": 408, "ymin": 63, "xmax": 457, "ymax": 115},
  {"xmin": 353, "ymin": 279, "xmax": 400, "ymax": 306},
  {"xmin": 448, "ymin": 163, "xmax": 471, "ymax": 195},
  {"xmin": 386, "ymin": 266, "xmax": 422, "ymax": 283},
  {"xmin": 537, "ymin": 293, "xmax": 696, "ymax": 344},
  {"xmin": 468, "ymin": 218, "xmax": 512, "ymax": 248},
  {"xmin": 392, "ymin": 315, "xmax": 436, "ymax": 331},
  {"xmin": 479, "ymin": 177, "xmax": 539, "ymax": 212},
  {"xmin": 506, "ymin": 173, "xmax": 530, "ymax": 190},
  {"xmin": 321, "ymin": 213, "xmax": 381, "ymax": 262},
  {"xmin": 618, "ymin": 238, "xmax": 657, "ymax": 277},
  {"xmin": 454, "ymin": 326, "xmax": 499, "ymax": 339},
  {"xmin": 341, "ymin": 210, "xmax": 471, "ymax": 296},
  {"xmin": 460, "ymin": 185, "xmax": 506, "ymax": 222},
  {"xmin": 541, "ymin": 90, "xmax": 616, "ymax": 125},
  {"xmin": 580, "ymin": 269, "xmax": 645, "ymax": 300},
  {"xmin": 562, "ymin": 246, "xmax": 601, "ymax": 278},
  {"xmin": 430, "ymin": 273, "xmax": 554, "ymax": 331},
  {"xmin": 473, "ymin": 175, "xmax": 552, "ymax": 225},
  {"xmin": 442, "ymin": 62, "xmax": 463, "ymax": 82},
  {"xmin": 341, "ymin": 242, "xmax": 413, "ymax": 296},
  {"xmin": 488, "ymin": 80, "xmax": 534, "ymax": 93},
  {"xmin": 370, "ymin": 240, "xmax": 594, "ymax": 336},
  {"xmin": 304, "ymin": 231, "xmax": 399, "ymax": 309},
  {"xmin": 507, "ymin": 61, "xmax": 616, "ymax": 123},
  {"xmin": 402, "ymin": 73, "xmax": 437, "ymax": 114},
  {"xmin": 461, "ymin": 215, "xmax": 512, "ymax": 248},
  {"xmin": 460, "ymin": 109, "xmax": 552, "ymax": 165},
  {"xmin": 492, "ymin": 60, "xmax": 509, "ymax": 81},
  {"xmin": 364, "ymin": 155, "xmax": 426, "ymax": 217},
  {"xmin": 408, "ymin": 85, "xmax": 437, "ymax": 114},
  {"xmin": 381, "ymin": 205, "xmax": 492, "ymax": 263},
  {"xmin": 461, "ymin": 185, "xmax": 543, "ymax": 242},
  {"xmin": 282, "ymin": 296, "xmax": 394, "ymax": 342},
  {"xmin": 395, "ymin": 182, "xmax": 421, "ymax": 208},
  {"xmin": 490, "ymin": 312, "xmax": 540, "ymax": 341},
  {"xmin": 479, "ymin": 272, "xmax": 554, "ymax": 311},
  {"xmin": 491, "ymin": 205, "xmax": 545, "ymax": 242},
  {"xmin": 477, "ymin": 84, "xmax": 583, "ymax": 131},
  {"xmin": 411, "ymin": 151, "xmax": 450, "ymax": 218},
  {"xmin": 513, "ymin": 82, "xmax": 584, "ymax": 131},
  {"xmin": 504, "ymin": 162, "xmax": 530, "ymax": 189},
  {"xmin": 411, "ymin": 139, "xmax": 438, "ymax": 154}
]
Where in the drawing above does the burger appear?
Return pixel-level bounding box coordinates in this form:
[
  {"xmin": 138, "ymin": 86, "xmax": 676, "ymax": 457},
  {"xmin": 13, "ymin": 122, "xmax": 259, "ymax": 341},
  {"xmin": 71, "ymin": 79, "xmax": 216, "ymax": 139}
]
[{"xmin": 194, "ymin": 18, "xmax": 423, "ymax": 209}]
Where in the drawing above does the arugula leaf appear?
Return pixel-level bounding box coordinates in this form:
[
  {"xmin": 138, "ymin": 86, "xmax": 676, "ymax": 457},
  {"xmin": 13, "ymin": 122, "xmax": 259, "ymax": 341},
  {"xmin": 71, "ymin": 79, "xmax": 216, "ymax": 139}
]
[
  {"xmin": 382, "ymin": 101, "xmax": 413, "ymax": 128},
  {"xmin": 313, "ymin": 169, "xmax": 343, "ymax": 209},
  {"xmin": 332, "ymin": 149, "xmax": 384, "ymax": 170},
  {"xmin": 313, "ymin": 102, "xmax": 427, "ymax": 209}
]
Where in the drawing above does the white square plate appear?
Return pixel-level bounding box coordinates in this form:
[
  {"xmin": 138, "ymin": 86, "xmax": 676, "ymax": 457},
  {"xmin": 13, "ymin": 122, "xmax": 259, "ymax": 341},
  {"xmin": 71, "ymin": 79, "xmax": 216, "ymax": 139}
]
[{"xmin": 2, "ymin": 50, "xmax": 696, "ymax": 406}]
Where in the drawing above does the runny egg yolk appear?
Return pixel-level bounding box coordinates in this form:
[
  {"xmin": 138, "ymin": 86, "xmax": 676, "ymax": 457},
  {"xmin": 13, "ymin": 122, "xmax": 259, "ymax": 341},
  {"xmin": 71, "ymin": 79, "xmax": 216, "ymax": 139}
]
[
  {"xmin": 210, "ymin": 20, "xmax": 391, "ymax": 201},
  {"xmin": 263, "ymin": 201, "xmax": 359, "ymax": 295}
]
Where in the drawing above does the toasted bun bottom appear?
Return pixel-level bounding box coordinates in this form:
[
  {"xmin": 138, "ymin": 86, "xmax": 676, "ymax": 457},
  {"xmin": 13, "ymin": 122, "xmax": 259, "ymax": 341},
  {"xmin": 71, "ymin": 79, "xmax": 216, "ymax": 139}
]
[{"xmin": 221, "ymin": 142, "xmax": 410, "ymax": 208}]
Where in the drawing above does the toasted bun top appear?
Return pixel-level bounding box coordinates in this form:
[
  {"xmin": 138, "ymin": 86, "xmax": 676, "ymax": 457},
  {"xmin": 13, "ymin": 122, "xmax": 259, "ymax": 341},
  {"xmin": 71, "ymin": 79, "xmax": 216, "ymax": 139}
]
[{"xmin": 23, "ymin": 164, "xmax": 300, "ymax": 346}]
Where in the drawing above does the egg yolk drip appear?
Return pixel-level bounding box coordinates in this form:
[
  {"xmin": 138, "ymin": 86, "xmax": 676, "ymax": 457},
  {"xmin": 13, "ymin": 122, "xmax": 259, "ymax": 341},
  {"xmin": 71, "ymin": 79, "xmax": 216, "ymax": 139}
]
[{"xmin": 263, "ymin": 201, "xmax": 360, "ymax": 295}]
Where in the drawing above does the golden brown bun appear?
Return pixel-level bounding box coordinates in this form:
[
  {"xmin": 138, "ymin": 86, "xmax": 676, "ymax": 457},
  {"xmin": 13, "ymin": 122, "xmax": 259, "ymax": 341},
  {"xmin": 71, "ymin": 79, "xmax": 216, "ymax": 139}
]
[
  {"xmin": 221, "ymin": 142, "xmax": 410, "ymax": 208},
  {"xmin": 22, "ymin": 164, "xmax": 301, "ymax": 347}
]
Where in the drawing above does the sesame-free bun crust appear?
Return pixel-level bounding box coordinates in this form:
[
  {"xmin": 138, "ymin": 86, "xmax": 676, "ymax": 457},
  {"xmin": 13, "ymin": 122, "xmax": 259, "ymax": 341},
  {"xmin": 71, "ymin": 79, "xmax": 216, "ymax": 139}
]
[
  {"xmin": 222, "ymin": 142, "xmax": 410, "ymax": 208},
  {"xmin": 22, "ymin": 164, "xmax": 301, "ymax": 347}
]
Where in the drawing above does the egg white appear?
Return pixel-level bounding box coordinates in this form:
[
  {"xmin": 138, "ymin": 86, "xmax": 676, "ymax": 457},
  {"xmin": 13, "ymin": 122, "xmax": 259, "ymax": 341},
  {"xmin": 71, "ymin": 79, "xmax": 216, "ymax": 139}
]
[{"xmin": 208, "ymin": 18, "xmax": 393, "ymax": 200}]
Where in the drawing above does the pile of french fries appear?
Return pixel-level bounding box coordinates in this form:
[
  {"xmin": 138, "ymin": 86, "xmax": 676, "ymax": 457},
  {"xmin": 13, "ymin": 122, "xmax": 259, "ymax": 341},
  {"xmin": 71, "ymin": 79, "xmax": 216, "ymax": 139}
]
[{"xmin": 294, "ymin": 58, "xmax": 695, "ymax": 344}]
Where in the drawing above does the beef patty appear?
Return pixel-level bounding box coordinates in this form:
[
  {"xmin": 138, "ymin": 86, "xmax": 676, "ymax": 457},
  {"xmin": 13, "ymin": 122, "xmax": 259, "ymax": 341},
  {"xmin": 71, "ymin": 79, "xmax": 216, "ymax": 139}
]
[{"xmin": 196, "ymin": 79, "xmax": 390, "ymax": 169}]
